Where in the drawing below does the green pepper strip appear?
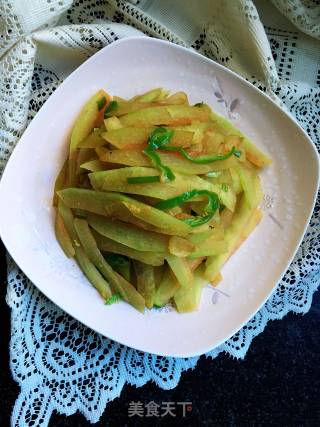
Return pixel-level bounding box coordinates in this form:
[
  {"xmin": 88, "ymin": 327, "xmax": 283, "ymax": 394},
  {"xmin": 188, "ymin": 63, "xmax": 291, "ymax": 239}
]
[
  {"xmin": 97, "ymin": 96, "xmax": 107, "ymax": 111},
  {"xmin": 163, "ymin": 145, "xmax": 241, "ymax": 163},
  {"xmin": 155, "ymin": 189, "xmax": 220, "ymax": 227},
  {"xmin": 105, "ymin": 292, "xmax": 122, "ymax": 305},
  {"xmin": 105, "ymin": 253, "xmax": 129, "ymax": 270},
  {"xmin": 129, "ymin": 128, "xmax": 240, "ymax": 184},
  {"xmin": 104, "ymin": 253, "xmax": 131, "ymax": 281},
  {"xmin": 104, "ymin": 100, "xmax": 118, "ymax": 118},
  {"xmin": 143, "ymin": 128, "xmax": 175, "ymax": 182},
  {"xmin": 127, "ymin": 176, "xmax": 160, "ymax": 184}
]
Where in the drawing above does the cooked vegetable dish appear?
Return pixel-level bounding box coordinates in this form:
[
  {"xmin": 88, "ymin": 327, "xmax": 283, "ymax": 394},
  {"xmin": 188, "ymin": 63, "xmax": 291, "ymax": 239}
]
[{"xmin": 53, "ymin": 88, "xmax": 271, "ymax": 313}]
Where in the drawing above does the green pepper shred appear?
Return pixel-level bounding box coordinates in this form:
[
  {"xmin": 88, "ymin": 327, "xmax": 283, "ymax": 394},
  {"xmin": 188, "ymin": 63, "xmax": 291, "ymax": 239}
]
[
  {"xmin": 105, "ymin": 292, "xmax": 122, "ymax": 305},
  {"xmin": 97, "ymin": 96, "xmax": 107, "ymax": 111},
  {"xmin": 129, "ymin": 127, "xmax": 241, "ymax": 185},
  {"xmin": 104, "ymin": 253, "xmax": 130, "ymax": 281},
  {"xmin": 155, "ymin": 189, "xmax": 220, "ymax": 227},
  {"xmin": 163, "ymin": 145, "xmax": 241, "ymax": 164},
  {"xmin": 143, "ymin": 128, "xmax": 175, "ymax": 182},
  {"xmin": 104, "ymin": 100, "xmax": 118, "ymax": 118}
]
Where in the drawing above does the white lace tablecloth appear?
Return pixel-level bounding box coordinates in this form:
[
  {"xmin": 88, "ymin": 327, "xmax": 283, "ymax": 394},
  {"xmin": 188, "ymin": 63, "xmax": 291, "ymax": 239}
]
[{"xmin": 0, "ymin": 1, "xmax": 319, "ymax": 425}]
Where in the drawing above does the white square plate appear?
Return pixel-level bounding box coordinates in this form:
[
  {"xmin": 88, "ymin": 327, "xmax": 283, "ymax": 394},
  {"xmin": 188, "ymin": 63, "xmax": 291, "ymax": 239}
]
[{"xmin": 0, "ymin": 37, "xmax": 318, "ymax": 357}]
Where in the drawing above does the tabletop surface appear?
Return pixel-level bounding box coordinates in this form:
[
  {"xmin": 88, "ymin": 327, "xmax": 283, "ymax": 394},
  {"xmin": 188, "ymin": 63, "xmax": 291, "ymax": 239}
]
[{"xmin": 0, "ymin": 238, "xmax": 319, "ymax": 427}]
